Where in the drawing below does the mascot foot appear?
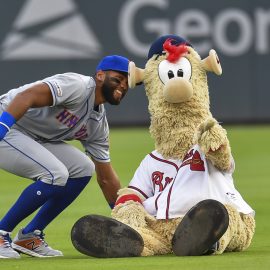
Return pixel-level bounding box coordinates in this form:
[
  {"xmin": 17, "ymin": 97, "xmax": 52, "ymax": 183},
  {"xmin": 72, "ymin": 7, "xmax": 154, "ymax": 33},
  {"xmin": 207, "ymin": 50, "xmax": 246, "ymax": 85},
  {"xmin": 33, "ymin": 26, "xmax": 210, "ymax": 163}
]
[
  {"xmin": 71, "ymin": 214, "xmax": 144, "ymax": 258},
  {"xmin": 172, "ymin": 199, "xmax": 229, "ymax": 256}
]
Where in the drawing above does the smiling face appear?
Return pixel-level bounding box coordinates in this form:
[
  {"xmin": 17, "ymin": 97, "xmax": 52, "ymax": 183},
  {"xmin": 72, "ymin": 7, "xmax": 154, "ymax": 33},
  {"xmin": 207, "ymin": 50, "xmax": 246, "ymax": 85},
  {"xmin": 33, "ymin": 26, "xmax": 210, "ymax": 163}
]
[{"xmin": 101, "ymin": 70, "xmax": 128, "ymax": 105}]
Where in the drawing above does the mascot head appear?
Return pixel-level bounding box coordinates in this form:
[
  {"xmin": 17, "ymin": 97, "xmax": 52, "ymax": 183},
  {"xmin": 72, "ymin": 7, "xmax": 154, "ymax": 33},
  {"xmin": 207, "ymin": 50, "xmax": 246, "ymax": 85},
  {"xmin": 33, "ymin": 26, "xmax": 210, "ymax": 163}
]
[{"xmin": 129, "ymin": 34, "xmax": 223, "ymax": 159}]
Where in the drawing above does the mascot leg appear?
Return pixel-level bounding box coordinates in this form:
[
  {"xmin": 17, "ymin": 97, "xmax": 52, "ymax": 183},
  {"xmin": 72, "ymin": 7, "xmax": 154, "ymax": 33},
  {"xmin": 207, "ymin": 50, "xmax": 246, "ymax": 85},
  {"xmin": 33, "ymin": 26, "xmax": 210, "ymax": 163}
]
[
  {"xmin": 136, "ymin": 226, "xmax": 171, "ymax": 256},
  {"xmin": 148, "ymin": 218, "xmax": 182, "ymax": 247},
  {"xmin": 215, "ymin": 204, "xmax": 255, "ymax": 254},
  {"xmin": 137, "ymin": 218, "xmax": 182, "ymax": 256},
  {"xmin": 112, "ymin": 200, "xmax": 172, "ymax": 256}
]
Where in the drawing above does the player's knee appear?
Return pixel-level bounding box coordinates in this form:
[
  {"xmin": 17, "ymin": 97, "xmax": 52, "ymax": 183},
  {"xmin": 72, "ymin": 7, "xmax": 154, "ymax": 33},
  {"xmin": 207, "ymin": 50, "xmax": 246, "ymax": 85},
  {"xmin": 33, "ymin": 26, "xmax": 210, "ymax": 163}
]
[
  {"xmin": 55, "ymin": 166, "xmax": 70, "ymax": 185},
  {"xmin": 40, "ymin": 163, "xmax": 69, "ymax": 186},
  {"xmin": 77, "ymin": 157, "xmax": 95, "ymax": 177},
  {"xmin": 67, "ymin": 155, "xmax": 95, "ymax": 178}
]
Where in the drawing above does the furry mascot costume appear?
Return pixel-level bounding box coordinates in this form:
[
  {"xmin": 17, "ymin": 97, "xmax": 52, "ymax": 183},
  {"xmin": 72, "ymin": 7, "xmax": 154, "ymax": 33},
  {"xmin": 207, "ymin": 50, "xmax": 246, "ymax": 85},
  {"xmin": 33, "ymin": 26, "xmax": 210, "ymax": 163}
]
[{"xmin": 71, "ymin": 35, "xmax": 255, "ymax": 257}]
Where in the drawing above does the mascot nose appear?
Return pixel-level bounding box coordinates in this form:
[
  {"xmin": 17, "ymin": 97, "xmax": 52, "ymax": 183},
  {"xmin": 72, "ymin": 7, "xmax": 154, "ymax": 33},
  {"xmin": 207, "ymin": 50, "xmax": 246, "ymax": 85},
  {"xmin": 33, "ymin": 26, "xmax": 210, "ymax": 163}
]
[{"xmin": 163, "ymin": 77, "xmax": 193, "ymax": 103}]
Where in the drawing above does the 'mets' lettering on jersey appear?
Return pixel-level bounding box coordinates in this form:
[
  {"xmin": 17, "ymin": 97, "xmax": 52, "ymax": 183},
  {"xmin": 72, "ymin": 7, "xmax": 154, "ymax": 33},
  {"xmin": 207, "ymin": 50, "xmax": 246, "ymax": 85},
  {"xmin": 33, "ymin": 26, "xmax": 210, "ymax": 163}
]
[
  {"xmin": 56, "ymin": 109, "xmax": 88, "ymax": 139},
  {"xmin": 56, "ymin": 109, "xmax": 79, "ymax": 128},
  {"xmin": 74, "ymin": 124, "xmax": 88, "ymax": 140}
]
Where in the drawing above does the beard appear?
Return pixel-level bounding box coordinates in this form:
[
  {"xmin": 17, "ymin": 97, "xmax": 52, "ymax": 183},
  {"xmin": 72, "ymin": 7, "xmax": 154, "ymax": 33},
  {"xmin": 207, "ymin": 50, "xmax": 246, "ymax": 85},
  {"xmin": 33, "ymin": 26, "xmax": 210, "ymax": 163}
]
[{"xmin": 101, "ymin": 76, "xmax": 125, "ymax": 105}]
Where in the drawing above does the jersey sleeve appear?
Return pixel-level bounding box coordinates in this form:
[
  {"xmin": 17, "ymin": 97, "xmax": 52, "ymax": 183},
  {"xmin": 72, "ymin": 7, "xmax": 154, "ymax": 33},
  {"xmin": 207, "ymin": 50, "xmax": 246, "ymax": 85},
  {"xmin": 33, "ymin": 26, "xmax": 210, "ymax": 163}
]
[
  {"xmin": 128, "ymin": 155, "xmax": 154, "ymax": 199},
  {"xmin": 81, "ymin": 116, "xmax": 110, "ymax": 163},
  {"xmin": 42, "ymin": 73, "xmax": 88, "ymax": 107}
]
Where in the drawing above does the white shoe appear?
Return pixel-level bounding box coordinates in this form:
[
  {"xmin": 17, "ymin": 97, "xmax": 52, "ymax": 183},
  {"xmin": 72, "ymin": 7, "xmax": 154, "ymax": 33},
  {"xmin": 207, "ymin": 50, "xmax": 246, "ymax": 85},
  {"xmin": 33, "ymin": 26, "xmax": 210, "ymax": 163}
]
[
  {"xmin": 12, "ymin": 229, "xmax": 63, "ymax": 258},
  {"xmin": 0, "ymin": 230, "xmax": 20, "ymax": 259}
]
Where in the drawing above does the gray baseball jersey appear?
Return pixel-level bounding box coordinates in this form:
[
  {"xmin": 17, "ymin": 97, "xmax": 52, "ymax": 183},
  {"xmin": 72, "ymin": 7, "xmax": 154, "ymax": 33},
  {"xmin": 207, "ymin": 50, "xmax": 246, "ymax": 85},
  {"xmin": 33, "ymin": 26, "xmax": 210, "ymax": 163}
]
[{"xmin": 0, "ymin": 72, "xmax": 110, "ymax": 162}]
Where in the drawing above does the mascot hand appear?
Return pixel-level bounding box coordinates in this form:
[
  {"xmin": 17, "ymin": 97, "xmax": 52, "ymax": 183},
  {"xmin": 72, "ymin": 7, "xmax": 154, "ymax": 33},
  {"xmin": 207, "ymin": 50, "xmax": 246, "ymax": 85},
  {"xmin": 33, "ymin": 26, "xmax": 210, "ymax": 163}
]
[
  {"xmin": 112, "ymin": 200, "xmax": 156, "ymax": 228},
  {"xmin": 196, "ymin": 118, "xmax": 228, "ymax": 154},
  {"xmin": 196, "ymin": 118, "xmax": 232, "ymax": 171}
]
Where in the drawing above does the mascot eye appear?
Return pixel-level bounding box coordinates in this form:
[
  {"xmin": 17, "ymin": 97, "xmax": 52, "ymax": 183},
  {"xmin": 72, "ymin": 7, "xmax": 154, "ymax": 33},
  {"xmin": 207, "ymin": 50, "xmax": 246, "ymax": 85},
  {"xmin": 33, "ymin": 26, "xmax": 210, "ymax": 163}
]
[
  {"xmin": 177, "ymin": 69, "xmax": 184, "ymax": 77},
  {"xmin": 168, "ymin": 70, "xmax": 174, "ymax": 79},
  {"xmin": 158, "ymin": 57, "xmax": 192, "ymax": 84}
]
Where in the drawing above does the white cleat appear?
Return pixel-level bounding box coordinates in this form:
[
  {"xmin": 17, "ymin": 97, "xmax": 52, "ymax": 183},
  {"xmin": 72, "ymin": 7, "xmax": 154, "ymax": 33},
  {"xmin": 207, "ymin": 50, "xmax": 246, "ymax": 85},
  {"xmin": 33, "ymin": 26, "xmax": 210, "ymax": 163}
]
[
  {"xmin": 12, "ymin": 229, "xmax": 63, "ymax": 258},
  {"xmin": 0, "ymin": 230, "xmax": 20, "ymax": 259}
]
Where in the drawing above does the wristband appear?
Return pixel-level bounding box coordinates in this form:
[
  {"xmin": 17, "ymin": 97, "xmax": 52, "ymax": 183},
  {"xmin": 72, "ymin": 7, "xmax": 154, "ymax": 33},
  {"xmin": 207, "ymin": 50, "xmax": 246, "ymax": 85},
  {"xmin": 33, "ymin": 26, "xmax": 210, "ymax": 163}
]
[
  {"xmin": 0, "ymin": 111, "xmax": 16, "ymax": 140},
  {"xmin": 115, "ymin": 194, "xmax": 142, "ymax": 206}
]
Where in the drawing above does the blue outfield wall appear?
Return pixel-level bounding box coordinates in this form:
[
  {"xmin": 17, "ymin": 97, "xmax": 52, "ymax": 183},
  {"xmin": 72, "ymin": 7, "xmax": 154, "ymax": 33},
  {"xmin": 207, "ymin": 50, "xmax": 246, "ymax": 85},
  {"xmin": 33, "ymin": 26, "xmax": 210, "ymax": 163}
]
[{"xmin": 0, "ymin": 0, "xmax": 269, "ymax": 125}]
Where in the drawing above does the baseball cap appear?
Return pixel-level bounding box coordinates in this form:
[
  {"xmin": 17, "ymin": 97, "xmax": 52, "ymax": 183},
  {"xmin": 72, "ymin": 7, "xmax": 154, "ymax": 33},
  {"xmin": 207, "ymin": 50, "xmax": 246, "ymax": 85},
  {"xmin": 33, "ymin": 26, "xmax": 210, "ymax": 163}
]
[
  {"xmin": 147, "ymin": 35, "xmax": 192, "ymax": 60},
  {"xmin": 96, "ymin": 55, "xmax": 129, "ymax": 73}
]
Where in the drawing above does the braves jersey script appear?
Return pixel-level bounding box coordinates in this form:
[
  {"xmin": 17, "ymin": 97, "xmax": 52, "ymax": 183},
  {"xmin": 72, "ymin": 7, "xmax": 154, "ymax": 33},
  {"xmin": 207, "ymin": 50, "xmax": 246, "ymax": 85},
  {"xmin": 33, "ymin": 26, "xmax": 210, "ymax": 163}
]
[
  {"xmin": 0, "ymin": 73, "xmax": 110, "ymax": 162},
  {"xmin": 128, "ymin": 146, "xmax": 254, "ymax": 219}
]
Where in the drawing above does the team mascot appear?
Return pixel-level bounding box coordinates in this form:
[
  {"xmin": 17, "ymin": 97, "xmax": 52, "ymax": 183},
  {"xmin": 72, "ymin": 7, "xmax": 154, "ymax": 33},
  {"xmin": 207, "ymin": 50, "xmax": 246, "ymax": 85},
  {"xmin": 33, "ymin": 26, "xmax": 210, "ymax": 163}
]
[{"xmin": 71, "ymin": 35, "xmax": 255, "ymax": 257}]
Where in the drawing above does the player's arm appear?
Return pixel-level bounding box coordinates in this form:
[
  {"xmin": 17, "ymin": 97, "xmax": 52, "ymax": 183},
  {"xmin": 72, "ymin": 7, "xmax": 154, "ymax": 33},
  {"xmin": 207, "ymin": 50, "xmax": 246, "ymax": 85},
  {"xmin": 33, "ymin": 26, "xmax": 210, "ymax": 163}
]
[
  {"xmin": 92, "ymin": 159, "xmax": 121, "ymax": 208},
  {"xmin": 5, "ymin": 83, "xmax": 53, "ymax": 120},
  {"xmin": 0, "ymin": 83, "xmax": 53, "ymax": 140}
]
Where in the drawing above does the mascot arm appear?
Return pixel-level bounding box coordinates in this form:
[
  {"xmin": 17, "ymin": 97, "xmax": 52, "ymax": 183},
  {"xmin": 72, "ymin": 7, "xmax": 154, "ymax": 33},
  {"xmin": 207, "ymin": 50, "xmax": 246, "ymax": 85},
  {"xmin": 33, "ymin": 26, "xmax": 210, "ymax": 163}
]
[
  {"xmin": 111, "ymin": 187, "xmax": 155, "ymax": 228},
  {"xmin": 196, "ymin": 118, "xmax": 233, "ymax": 172}
]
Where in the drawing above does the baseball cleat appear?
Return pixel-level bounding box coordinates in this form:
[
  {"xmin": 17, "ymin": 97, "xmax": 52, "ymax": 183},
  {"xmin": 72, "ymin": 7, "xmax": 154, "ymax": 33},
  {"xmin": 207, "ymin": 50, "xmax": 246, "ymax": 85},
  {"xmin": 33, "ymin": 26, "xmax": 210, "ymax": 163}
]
[
  {"xmin": 0, "ymin": 230, "xmax": 20, "ymax": 259},
  {"xmin": 172, "ymin": 199, "xmax": 229, "ymax": 256},
  {"xmin": 71, "ymin": 214, "xmax": 144, "ymax": 258},
  {"xmin": 12, "ymin": 229, "xmax": 63, "ymax": 257}
]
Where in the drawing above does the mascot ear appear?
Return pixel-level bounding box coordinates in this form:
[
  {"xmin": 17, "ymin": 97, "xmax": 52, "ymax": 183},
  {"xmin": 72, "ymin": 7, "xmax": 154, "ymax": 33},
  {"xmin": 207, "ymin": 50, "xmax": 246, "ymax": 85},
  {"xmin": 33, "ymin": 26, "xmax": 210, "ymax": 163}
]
[
  {"xmin": 128, "ymin": 61, "xmax": 145, "ymax": 88},
  {"xmin": 202, "ymin": 49, "xmax": 222, "ymax": 75}
]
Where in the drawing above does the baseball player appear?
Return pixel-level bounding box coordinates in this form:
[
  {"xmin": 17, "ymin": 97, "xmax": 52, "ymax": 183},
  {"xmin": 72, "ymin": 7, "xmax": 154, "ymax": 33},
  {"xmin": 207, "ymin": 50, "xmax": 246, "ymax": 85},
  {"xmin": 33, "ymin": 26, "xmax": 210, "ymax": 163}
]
[
  {"xmin": 129, "ymin": 146, "xmax": 254, "ymax": 220},
  {"xmin": 0, "ymin": 55, "xmax": 129, "ymax": 259}
]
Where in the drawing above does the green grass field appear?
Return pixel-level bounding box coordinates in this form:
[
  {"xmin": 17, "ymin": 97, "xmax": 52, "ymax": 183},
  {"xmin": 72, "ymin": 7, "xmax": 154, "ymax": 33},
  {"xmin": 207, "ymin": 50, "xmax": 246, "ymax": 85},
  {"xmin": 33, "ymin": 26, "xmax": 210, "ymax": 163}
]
[{"xmin": 1, "ymin": 126, "xmax": 270, "ymax": 269}]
